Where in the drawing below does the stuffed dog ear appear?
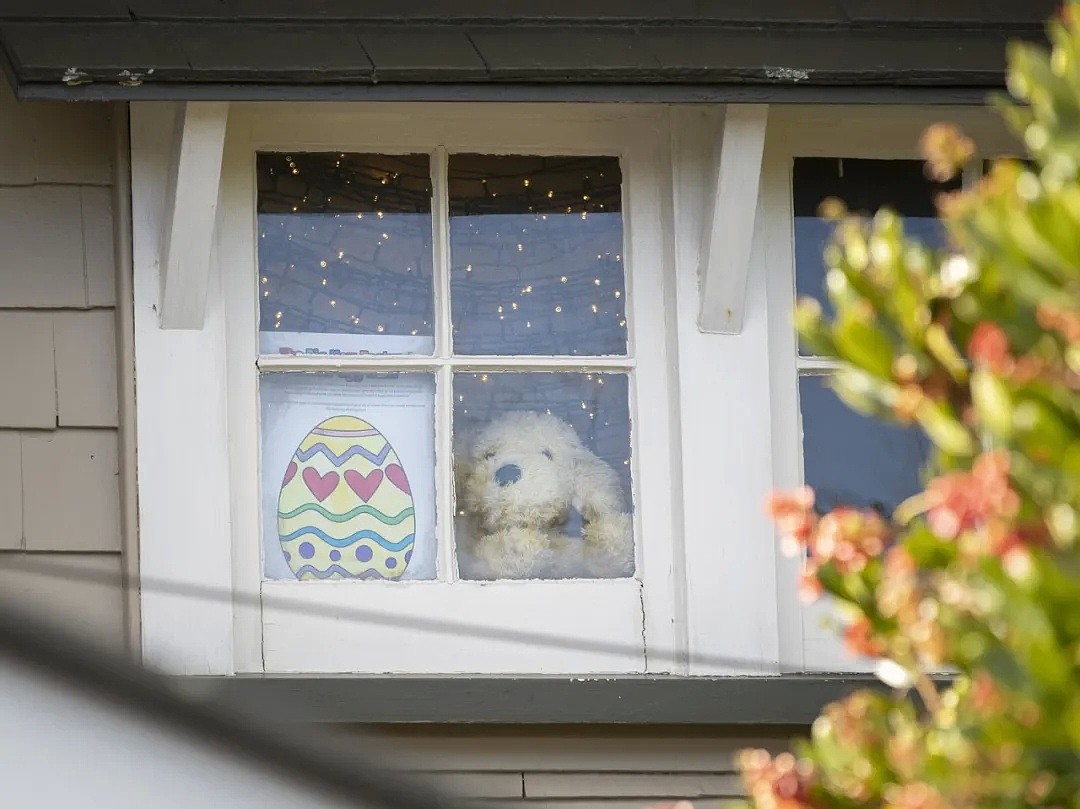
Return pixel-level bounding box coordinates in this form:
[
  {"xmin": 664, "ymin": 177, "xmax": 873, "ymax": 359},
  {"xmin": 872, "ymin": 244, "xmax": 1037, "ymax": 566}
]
[{"xmin": 571, "ymin": 448, "xmax": 624, "ymax": 522}]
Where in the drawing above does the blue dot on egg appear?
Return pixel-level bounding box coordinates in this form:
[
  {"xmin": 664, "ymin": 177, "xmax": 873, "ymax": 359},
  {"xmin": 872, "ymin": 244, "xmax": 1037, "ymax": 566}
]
[
  {"xmin": 356, "ymin": 545, "xmax": 373, "ymax": 563},
  {"xmin": 299, "ymin": 542, "xmax": 315, "ymax": 559},
  {"xmin": 329, "ymin": 550, "xmax": 341, "ymax": 562},
  {"xmin": 386, "ymin": 557, "xmax": 397, "ymax": 569}
]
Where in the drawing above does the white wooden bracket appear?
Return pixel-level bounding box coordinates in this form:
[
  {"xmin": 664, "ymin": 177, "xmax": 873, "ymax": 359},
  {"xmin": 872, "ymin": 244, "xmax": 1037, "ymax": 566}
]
[
  {"xmin": 698, "ymin": 104, "xmax": 768, "ymax": 334},
  {"xmin": 159, "ymin": 101, "xmax": 229, "ymax": 330}
]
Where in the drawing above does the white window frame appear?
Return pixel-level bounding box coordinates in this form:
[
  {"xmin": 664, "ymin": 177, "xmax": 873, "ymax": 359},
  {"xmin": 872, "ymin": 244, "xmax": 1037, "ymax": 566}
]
[
  {"xmin": 131, "ymin": 102, "xmax": 1017, "ymax": 680},
  {"xmin": 133, "ymin": 103, "xmax": 688, "ymax": 675},
  {"xmin": 762, "ymin": 106, "xmax": 1021, "ymax": 672}
]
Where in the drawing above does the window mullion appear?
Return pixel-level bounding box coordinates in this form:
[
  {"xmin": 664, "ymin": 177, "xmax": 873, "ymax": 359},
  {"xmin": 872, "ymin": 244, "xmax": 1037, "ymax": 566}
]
[
  {"xmin": 431, "ymin": 145, "xmax": 458, "ymax": 581},
  {"xmin": 432, "ymin": 145, "xmax": 452, "ymax": 357}
]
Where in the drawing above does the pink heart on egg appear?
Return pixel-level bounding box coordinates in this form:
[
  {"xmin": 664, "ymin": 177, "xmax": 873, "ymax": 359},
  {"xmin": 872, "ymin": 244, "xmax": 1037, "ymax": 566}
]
[
  {"xmin": 302, "ymin": 467, "xmax": 339, "ymax": 502},
  {"xmin": 282, "ymin": 461, "xmax": 298, "ymax": 486},
  {"xmin": 385, "ymin": 463, "xmax": 411, "ymax": 494},
  {"xmin": 345, "ymin": 469, "xmax": 383, "ymax": 502}
]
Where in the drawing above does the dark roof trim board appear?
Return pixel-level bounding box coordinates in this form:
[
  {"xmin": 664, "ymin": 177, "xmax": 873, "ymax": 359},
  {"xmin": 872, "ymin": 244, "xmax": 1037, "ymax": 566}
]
[
  {"xmin": 0, "ymin": 2, "xmax": 1056, "ymax": 102},
  {"xmin": 181, "ymin": 674, "xmax": 936, "ymax": 725}
]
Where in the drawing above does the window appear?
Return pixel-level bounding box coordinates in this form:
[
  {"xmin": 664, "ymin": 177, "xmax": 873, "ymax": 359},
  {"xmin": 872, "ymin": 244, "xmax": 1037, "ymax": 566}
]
[
  {"xmin": 765, "ymin": 107, "xmax": 1019, "ymax": 672},
  {"xmin": 207, "ymin": 106, "xmax": 680, "ymax": 674},
  {"xmin": 254, "ymin": 149, "xmax": 635, "ymax": 585},
  {"xmin": 131, "ymin": 103, "xmax": 1016, "ymax": 681}
]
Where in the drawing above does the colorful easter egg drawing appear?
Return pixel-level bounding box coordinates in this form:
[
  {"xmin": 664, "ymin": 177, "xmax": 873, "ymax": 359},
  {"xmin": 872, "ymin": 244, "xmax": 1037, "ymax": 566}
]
[{"xmin": 277, "ymin": 415, "xmax": 415, "ymax": 580}]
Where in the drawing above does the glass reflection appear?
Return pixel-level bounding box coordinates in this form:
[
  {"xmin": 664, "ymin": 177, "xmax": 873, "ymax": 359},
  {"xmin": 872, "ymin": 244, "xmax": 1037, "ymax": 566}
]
[
  {"xmin": 257, "ymin": 153, "xmax": 434, "ymax": 355},
  {"xmin": 448, "ymin": 155, "xmax": 628, "ymax": 356},
  {"xmin": 793, "ymin": 158, "xmax": 960, "ymax": 335},
  {"xmin": 453, "ymin": 372, "xmax": 634, "ymax": 580},
  {"xmin": 800, "ymin": 375, "xmax": 930, "ymax": 517}
]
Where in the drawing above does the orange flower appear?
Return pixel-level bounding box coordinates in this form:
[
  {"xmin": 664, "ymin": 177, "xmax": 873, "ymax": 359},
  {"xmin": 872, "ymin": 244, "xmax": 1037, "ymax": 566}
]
[
  {"xmin": 920, "ymin": 123, "xmax": 976, "ymax": 182},
  {"xmin": 766, "ymin": 486, "xmax": 818, "ymax": 553},
  {"xmin": 843, "ymin": 615, "xmax": 886, "ymax": 658},
  {"xmin": 924, "ymin": 451, "xmax": 1019, "ymax": 540},
  {"xmin": 739, "ymin": 749, "xmax": 819, "ymax": 809},
  {"xmin": 970, "ymin": 671, "xmax": 1005, "ymax": 717},
  {"xmin": 811, "ymin": 507, "xmax": 889, "ymax": 574},
  {"xmin": 967, "ymin": 322, "xmax": 1012, "ymax": 373},
  {"xmin": 1036, "ymin": 302, "xmax": 1080, "ymax": 343},
  {"xmin": 884, "ymin": 782, "xmax": 949, "ymax": 809}
]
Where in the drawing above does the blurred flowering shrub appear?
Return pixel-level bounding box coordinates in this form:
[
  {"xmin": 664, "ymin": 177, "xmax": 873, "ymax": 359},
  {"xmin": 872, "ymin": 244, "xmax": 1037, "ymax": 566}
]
[{"xmin": 739, "ymin": 6, "xmax": 1080, "ymax": 808}]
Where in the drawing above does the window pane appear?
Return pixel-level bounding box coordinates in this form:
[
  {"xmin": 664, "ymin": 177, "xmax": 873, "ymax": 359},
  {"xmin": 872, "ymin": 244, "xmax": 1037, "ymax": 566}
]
[
  {"xmin": 261, "ymin": 372, "xmax": 436, "ymax": 581},
  {"xmin": 799, "ymin": 375, "xmax": 931, "ymax": 516},
  {"xmin": 453, "ymin": 372, "xmax": 634, "ymax": 580},
  {"xmin": 793, "ymin": 158, "xmax": 959, "ymax": 333},
  {"xmin": 257, "ymin": 153, "xmax": 435, "ymax": 356},
  {"xmin": 448, "ymin": 155, "xmax": 627, "ymax": 356}
]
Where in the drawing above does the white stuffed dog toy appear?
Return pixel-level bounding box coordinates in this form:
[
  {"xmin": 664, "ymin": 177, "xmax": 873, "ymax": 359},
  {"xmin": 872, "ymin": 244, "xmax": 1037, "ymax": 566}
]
[{"xmin": 456, "ymin": 411, "xmax": 634, "ymax": 580}]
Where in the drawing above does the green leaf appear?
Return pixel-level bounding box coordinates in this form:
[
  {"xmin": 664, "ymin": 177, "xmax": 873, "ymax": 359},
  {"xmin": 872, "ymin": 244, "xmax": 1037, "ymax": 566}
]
[
  {"xmin": 916, "ymin": 400, "xmax": 977, "ymax": 457},
  {"xmin": 970, "ymin": 369, "xmax": 1014, "ymax": 438},
  {"xmin": 834, "ymin": 314, "xmax": 896, "ymax": 379},
  {"xmin": 924, "ymin": 323, "xmax": 970, "ymax": 382}
]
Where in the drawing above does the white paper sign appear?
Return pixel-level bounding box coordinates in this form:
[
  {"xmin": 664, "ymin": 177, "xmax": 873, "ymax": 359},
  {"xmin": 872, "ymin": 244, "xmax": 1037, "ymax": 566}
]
[
  {"xmin": 259, "ymin": 329, "xmax": 435, "ymax": 357},
  {"xmin": 260, "ymin": 372, "xmax": 437, "ymax": 581}
]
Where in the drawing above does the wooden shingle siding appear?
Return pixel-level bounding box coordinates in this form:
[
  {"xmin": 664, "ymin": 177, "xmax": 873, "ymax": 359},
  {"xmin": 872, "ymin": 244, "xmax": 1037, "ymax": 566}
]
[
  {"xmin": 21, "ymin": 430, "xmax": 120, "ymax": 551},
  {"xmin": 0, "ymin": 553, "xmax": 125, "ymax": 645},
  {"xmin": 81, "ymin": 186, "xmax": 118, "ymax": 307},
  {"xmin": 0, "ymin": 312, "xmax": 56, "ymax": 428},
  {"xmin": 0, "ymin": 82, "xmax": 112, "ymax": 184},
  {"xmin": 0, "ymin": 433, "xmax": 21, "ymax": 550},
  {"xmin": 54, "ymin": 309, "xmax": 119, "ymax": 427},
  {"xmin": 0, "ymin": 78, "xmax": 125, "ymax": 648},
  {"xmin": 333, "ymin": 728, "xmax": 792, "ymax": 803}
]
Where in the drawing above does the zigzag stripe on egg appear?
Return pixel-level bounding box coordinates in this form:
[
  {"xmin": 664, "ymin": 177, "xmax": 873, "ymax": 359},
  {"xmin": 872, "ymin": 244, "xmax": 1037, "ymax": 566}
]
[{"xmin": 278, "ymin": 415, "xmax": 416, "ymax": 580}]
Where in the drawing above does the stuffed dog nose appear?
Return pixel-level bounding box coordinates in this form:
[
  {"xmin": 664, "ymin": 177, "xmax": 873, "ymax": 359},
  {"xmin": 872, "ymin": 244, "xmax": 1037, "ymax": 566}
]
[{"xmin": 494, "ymin": 464, "xmax": 522, "ymax": 486}]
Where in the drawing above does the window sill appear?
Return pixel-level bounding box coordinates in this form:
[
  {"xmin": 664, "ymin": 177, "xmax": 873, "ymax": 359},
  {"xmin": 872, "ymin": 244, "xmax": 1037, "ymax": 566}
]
[{"xmin": 169, "ymin": 674, "xmax": 922, "ymax": 725}]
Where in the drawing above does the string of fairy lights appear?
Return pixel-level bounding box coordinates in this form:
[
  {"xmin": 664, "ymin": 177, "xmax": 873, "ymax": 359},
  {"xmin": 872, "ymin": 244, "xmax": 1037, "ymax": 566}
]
[
  {"xmin": 256, "ymin": 152, "xmax": 628, "ymax": 355},
  {"xmin": 256, "ymin": 151, "xmax": 635, "ymax": 499}
]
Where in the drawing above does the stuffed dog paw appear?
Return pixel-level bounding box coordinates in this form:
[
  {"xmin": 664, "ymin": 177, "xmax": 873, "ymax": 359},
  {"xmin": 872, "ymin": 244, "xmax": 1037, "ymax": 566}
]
[{"xmin": 455, "ymin": 411, "xmax": 634, "ymax": 580}]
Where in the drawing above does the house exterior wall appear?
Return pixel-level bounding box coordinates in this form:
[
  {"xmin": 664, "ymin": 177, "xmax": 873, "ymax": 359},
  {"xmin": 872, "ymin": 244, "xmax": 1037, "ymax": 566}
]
[
  {"xmin": 338, "ymin": 725, "xmax": 793, "ymax": 805},
  {"xmin": 0, "ymin": 81, "xmax": 128, "ymax": 648},
  {"xmin": 0, "ymin": 84, "xmax": 792, "ymax": 802}
]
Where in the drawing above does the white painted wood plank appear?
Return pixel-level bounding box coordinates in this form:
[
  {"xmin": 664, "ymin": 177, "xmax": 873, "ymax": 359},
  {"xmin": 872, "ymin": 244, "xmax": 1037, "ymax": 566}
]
[
  {"xmin": 623, "ymin": 115, "xmax": 685, "ymax": 674},
  {"xmin": 669, "ymin": 107, "xmax": 781, "ymax": 674},
  {"xmin": 760, "ymin": 129, "xmax": 808, "ymax": 673},
  {"xmin": 159, "ymin": 101, "xmax": 229, "ymax": 330},
  {"xmin": 219, "ymin": 119, "xmax": 265, "ymax": 674},
  {"xmin": 131, "ymin": 102, "xmax": 235, "ymax": 674},
  {"xmin": 697, "ymin": 104, "xmax": 768, "ymax": 335},
  {"xmin": 261, "ymin": 578, "xmax": 646, "ymax": 674}
]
